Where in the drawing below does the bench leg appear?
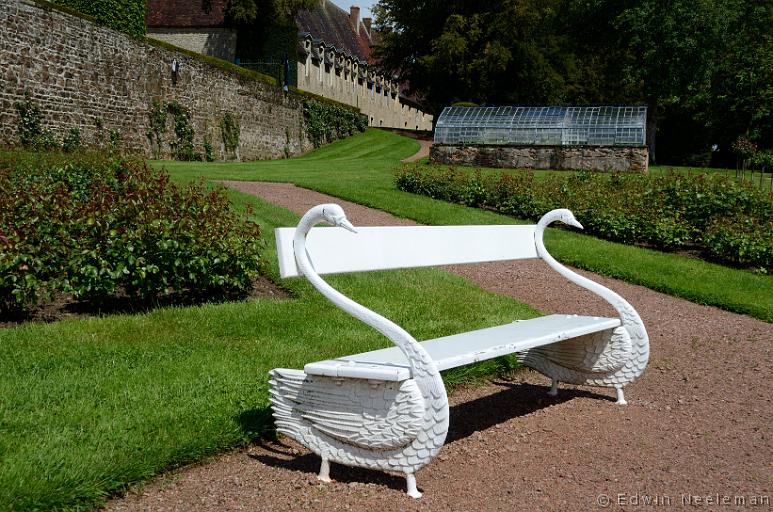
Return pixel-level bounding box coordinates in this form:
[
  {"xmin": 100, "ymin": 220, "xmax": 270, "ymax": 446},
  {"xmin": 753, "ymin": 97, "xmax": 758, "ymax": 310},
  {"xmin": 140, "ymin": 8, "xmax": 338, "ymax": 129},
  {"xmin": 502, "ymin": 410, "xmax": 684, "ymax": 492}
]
[
  {"xmin": 615, "ymin": 385, "xmax": 627, "ymax": 405},
  {"xmin": 548, "ymin": 378, "xmax": 559, "ymax": 396},
  {"xmin": 318, "ymin": 457, "xmax": 332, "ymax": 483},
  {"xmin": 405, "ymin": 472, "xmax": 422, "ymax": 499}
]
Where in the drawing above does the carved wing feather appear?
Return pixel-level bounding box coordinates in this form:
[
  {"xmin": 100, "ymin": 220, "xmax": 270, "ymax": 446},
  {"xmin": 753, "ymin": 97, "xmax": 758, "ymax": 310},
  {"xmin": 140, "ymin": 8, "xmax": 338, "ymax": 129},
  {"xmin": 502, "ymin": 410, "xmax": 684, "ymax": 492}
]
[
  {"xmin": 530, "ymin": 326, "xmax": 632, "ymax": 374},
  {"xmin": 270, "ymin": 369, "xmax": 425, "ymax": 450}
]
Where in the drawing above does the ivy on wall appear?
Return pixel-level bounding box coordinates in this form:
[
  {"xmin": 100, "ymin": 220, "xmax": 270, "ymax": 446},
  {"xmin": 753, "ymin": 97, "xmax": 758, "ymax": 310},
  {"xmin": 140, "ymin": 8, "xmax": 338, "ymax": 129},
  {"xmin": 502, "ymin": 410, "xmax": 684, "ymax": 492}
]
[
  {"xmin": 145, "ymin": 101, "xmax": 246, "ymax": 161},
  {"xmin": 146, "ymin": 99, "xmax": 167, "ymax": 159},
  {"xmin": 167, "ymin": 101, "xmax": 197, "ymax": 161},
  {"xmin": 219, "ymin": 112, "xmax": 240, "ymax": 159},
  {"xmin": 48, "ymin": 0, "xmax": 147, "ymax": 37}
]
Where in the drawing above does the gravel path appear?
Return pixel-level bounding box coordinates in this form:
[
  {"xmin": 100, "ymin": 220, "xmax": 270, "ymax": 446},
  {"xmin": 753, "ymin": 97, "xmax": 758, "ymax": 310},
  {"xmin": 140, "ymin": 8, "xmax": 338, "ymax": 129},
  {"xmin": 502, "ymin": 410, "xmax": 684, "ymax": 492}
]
[
  {"xmin": 401, "ymin": 139, "xmax": 432, "ymax": 162},
  {"xmin": 107, "ymin": 182, "xmax": 772, "ymax": 512}
]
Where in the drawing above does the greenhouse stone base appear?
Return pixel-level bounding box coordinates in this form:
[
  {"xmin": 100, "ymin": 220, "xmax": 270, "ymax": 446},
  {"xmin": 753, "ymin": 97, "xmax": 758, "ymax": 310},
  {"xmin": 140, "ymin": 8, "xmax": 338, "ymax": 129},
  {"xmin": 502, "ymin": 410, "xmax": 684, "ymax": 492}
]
[{"xmin": 430, "ymin": 144, "xmax": 648, "ymax": 173}]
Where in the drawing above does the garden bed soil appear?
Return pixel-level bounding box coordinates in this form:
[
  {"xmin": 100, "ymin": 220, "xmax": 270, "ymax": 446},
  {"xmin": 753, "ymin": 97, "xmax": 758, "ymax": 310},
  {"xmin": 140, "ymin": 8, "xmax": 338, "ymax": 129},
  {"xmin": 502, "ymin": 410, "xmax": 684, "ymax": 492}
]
[
  {"xmin": 0, "ymin": 276, "xmax": 287, "ymax": 329},
  {"xmin": 106, "ymin": 181, "xmax": 771, "ymax": 512}
]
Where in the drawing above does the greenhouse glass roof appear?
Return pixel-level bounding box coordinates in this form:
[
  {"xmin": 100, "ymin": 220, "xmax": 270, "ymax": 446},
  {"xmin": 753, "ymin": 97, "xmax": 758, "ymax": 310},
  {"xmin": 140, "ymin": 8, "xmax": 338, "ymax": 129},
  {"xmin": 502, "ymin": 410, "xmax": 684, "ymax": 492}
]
[{"xmin": 434, "ymin": 106, "xmax": 647, "ymax": 146}]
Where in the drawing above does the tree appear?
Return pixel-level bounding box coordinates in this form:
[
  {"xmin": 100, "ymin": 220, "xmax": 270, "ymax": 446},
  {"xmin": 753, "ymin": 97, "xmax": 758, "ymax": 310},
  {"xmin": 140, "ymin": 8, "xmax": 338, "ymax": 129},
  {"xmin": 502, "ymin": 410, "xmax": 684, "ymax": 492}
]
[
  {"xmin": 225, "ymin": 0, "xmax": 316, "ymax": 25},
  {"xmin": 374, "ymin": 0, "xmax": 771, "ymax": 163},
  {"xmin": 703, "ymin": 0, "xmax": 773, "ymax": 152},
  {"xmin": 374, "ymin": 0, "xmax": 582, "ymax": 114},
  {"xmin": 610, "ymin": 0, "xmax": 737, "ymax": 162}
]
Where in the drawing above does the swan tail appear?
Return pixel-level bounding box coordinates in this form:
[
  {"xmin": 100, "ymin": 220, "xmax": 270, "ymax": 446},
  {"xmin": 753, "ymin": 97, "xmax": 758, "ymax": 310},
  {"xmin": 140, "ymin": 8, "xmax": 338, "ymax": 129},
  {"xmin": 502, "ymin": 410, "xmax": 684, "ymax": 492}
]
[{"xmin": 269, "ymin": 368, "xmax": 308, "ymax": 441}]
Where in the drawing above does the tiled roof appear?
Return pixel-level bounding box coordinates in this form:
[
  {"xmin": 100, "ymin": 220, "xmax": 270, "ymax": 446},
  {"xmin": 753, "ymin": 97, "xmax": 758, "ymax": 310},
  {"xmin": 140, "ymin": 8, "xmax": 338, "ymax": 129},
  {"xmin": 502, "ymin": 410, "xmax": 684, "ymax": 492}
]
[{"xmin": 296, "ymin": 1, "xmax": 373, "ymax": 63}]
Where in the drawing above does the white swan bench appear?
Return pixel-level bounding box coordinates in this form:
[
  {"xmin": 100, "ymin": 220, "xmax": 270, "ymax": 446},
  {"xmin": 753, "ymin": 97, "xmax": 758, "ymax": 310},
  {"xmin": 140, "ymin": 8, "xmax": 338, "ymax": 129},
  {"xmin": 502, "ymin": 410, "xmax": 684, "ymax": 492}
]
[{"xmin": 270, "ymin": 204, "xmax": 649, "ymax": 498}]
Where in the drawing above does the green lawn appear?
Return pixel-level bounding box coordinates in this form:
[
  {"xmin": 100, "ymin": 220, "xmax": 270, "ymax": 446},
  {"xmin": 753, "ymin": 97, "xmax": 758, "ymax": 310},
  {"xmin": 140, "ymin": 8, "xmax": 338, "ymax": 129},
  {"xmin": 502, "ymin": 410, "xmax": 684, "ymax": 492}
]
[
  {"xmin": 156, "ymin": 129, "xmax": 773, "ymax": 322},
  {"xmin": 0, "ymin": 192, "xmax": 534, "ymax": 511},
  {"xmin": 3, "ymin": 129, "xmax": 770, "ymax": 511}
]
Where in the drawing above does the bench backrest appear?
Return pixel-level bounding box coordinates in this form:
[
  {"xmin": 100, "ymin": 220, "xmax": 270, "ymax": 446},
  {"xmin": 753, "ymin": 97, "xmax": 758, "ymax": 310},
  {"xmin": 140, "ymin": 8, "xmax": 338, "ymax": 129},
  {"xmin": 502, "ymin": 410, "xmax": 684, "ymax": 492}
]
[{"xmin": 276, "ymin": 225, "xmax": 538, "ymax": 278}]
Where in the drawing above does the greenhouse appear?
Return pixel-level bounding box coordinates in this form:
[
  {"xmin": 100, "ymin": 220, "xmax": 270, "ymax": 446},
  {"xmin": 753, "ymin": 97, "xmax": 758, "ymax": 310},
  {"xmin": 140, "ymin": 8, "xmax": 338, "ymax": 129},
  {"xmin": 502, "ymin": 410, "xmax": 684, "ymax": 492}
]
[
  {"xmin": 430, "ymin": 105, "xmax": 650, "ymax": 173},
  {"xmin": 434, "ymin": 105, "xmax": 647, "ymax": 147}
]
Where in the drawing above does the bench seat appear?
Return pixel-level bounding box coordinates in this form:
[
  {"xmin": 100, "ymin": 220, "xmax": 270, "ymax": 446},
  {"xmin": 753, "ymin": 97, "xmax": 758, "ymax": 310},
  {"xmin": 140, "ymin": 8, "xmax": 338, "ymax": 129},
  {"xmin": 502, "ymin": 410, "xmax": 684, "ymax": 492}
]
[{"xmin": 304, "ymin": 314, "xmax": 621, "ymax": 381}]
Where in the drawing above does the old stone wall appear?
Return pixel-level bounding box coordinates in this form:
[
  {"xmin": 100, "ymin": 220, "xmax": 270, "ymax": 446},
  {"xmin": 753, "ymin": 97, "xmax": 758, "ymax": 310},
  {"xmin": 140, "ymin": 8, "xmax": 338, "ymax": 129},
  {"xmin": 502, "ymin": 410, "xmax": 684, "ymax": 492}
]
[
  {"xmin": 430, "ymin": 144, "xmax": 649, "ymax": 173},
  {"xmin": 148, "ymin": 29, "xmax": 237, "ymax": 62},
  {"xmin": 0, "ymin": 0, "xmax": 312, "ymax": 160}
]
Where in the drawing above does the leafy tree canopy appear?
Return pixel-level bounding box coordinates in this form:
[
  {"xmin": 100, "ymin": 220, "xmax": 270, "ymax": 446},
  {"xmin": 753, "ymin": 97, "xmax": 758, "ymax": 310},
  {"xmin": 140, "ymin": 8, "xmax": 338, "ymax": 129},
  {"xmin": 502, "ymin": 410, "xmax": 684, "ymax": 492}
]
[
  {"xmin": 225, "ymin": 0, "xmax": 316, "ymax": 25},
  {"xmin": 374, "ymin": 0, "xmax": 773, "ymax": 162}
]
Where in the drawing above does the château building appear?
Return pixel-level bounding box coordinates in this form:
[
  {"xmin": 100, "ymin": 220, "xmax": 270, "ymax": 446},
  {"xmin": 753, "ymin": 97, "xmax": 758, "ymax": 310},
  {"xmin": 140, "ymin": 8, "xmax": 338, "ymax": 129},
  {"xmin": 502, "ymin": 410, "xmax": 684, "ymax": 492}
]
[{"xmin": 146, "ymin": 0, "xmax": 433, "ymax": 131}]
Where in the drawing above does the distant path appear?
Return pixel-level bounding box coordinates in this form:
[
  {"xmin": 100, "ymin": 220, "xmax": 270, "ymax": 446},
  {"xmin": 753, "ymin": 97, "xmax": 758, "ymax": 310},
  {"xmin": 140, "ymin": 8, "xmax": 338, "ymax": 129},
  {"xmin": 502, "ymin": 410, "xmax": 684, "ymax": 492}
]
[
  {"xmin": 402, "ymin": 139, "xmax": 432, "ymax": 162},
  {"xmin": 107, "ymin": 181, "xmax": 772, "ymax": 512}
]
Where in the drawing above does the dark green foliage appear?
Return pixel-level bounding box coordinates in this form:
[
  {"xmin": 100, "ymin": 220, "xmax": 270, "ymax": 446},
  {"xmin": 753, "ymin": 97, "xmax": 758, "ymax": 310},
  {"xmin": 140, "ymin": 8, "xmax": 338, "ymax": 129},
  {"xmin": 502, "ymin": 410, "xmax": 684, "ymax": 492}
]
[
  {"xmin": 167, "ymin": 101, "xmax": 197, "ymax": 161},
  {"xmin": 234, "ymin": 23, "xmax": 298, "ymax": 86},
  {"xmin": 146, "ymin": 99, "xmax": 167, "ymax": 159},
  {"xmin": 203, "ymin": 134, "xmax": 215, "ymax": 162},
  {"xmin": 375, "ymin": 0, "xmax": 773, "ymax": 162},
  {"xmin": 225, "ymin": 0, "xmax": 316, "ymax": 25},
  {"xmin": 33, "ymin": 130, "xmax": 60, "ymax": 151},
  {"xmin": 49, "ymin": 0, "xmax": 147, "ymax": 37},
  {"xmin": 13, "ymin": 92, "xmax": 42, "ymax": 148},
  {"xmin": 0, "ymin": 151, "xmax": 262, "ymax": 314},
  {"xmin": 752, "ymin": 150, "xmax": 773, "ymax": 171},
  {"xmin": 93, "ymin": 116, "xmax": 105, "ymax": 146},
  {"xmin": 220, "ymin": 112, "xmax": 241, "ymax": 158},
  {"xmin": 108, "ymin": 129, "xmax": 122, "ymax": 151},
  {"xmin": 147, "ymin": 100, "xmax": 212, "ymax": 161},
  {"xmin": 396, "ymin": 166, "xmax": 773, "ymax": 269},
  {"xmin": 11, "ymin": 91, "xmax": 59, "ymax": 152},
  {"xmin": 704, "ymin": 215, "xmax": 773, "ymax": 270},
  {"xmin": 61, "ymin": 127, "xmax": 81, "ymax": 153},
  {"xmin": 303, "ymin": 99, "xmax": 367, "ymax": 148}
]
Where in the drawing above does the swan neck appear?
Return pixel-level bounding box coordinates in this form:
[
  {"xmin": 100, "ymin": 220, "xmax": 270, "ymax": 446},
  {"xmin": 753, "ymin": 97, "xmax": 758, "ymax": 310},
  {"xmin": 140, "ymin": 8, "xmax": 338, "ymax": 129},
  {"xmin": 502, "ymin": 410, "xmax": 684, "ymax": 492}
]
[
  {"xmin": 535, "ymin": 216, "xmax": 628, "ymax": 321},
  {"xmin": 293, "ymin": 209, "xmax": 434, "ymax": 379}
]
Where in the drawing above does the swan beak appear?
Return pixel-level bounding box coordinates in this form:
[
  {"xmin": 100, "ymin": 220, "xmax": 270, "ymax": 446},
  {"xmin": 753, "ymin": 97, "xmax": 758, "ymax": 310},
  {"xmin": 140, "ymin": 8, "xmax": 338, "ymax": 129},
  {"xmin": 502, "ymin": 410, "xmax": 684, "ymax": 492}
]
[
  {"xmin": 338, "ymin": 218, "xmax": 358, "ymax": 233},
  {"xmin": 567, "ymin": 218, "xmax": 583, "ymax": 230}
]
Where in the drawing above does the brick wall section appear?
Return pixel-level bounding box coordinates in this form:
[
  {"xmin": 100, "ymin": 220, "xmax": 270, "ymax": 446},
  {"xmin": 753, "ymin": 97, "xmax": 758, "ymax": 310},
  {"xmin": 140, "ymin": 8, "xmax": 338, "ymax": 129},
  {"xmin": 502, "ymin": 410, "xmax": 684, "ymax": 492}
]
[
  {"xmin": 0, "ymin": 0, "xmax": 312, "ymax": 160},
  {"xmin": 430, "ymin": 144, "xmax": 649, "ymax": 173}
]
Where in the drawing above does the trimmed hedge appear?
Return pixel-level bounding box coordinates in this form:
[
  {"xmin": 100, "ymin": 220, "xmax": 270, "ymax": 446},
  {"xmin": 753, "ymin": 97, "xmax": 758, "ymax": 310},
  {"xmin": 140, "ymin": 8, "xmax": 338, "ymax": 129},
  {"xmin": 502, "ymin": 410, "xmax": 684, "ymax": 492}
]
[
  {"xmin": 0, "ymin": 151, "xmax": 263, "ymax": 315},
  {"xmin": 303, "ymin": 99, "xmax": 368, "ymax": 148},
  {"xmin": 396, "ymin": 165, "xmax": 773, "ymax": 270}
]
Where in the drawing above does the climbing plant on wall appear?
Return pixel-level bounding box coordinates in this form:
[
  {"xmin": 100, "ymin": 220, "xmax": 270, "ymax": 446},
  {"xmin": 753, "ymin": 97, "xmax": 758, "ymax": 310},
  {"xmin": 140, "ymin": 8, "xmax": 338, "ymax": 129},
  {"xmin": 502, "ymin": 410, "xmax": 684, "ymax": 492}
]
[
  {"xmin": 167, "ymin": 101, "xmax": 197, "ymax": 161},
  {"xmin": 49, "ymin": 0, "xmax": 147, "ymax": 37},
  {"xmin": 219, "ymin": 112, "xmax": 240, "ymax": 159},
  {"xmin": 146, "ymin": 99, "xmax": 167, "ymax": 159}
]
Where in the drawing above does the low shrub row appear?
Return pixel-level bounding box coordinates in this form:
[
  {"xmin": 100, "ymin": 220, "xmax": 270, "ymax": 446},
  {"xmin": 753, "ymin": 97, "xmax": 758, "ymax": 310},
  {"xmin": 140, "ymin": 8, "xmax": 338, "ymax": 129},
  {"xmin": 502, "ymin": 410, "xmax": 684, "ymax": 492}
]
[
  {"xmin": 396, "ymin": 166, "xmax": 773, "ymax": 270},
  {"xmin": 303, "ymin": 99, "xmax": 368, "ymax": 147},
  {"xmin": 0, "ymin": 151, "xmax": 263, "ymax": 315}
]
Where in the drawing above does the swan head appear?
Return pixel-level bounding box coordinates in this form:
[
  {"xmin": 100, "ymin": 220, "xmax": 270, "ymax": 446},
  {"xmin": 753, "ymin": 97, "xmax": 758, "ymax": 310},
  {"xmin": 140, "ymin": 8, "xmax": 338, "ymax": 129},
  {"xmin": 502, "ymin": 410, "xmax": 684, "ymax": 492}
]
[
  {"xmin": 321, "ymin": 204, "xmax": 357, "ymax": 233},
  {"xmin": 540, "ymin": 208, "xmax": 583, "ymax": 230},
  {"xmin": 558, "ymin": 209, "xmax": 583, "ymax": 229}
]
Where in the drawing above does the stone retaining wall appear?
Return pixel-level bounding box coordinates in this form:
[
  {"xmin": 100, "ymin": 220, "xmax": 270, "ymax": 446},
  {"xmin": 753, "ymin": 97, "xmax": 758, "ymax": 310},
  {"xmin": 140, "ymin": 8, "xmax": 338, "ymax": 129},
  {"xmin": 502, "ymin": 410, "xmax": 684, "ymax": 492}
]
[
  {"xmin": 0, "ymin": 0, "xmax": 312, "ymax": 160},
  {"xmin": 430, "ymin": 144, "xmax": 649, "ymax": 173},
  {"xmin": 148, "ymin": 29, "xmax": 237, "ymax": 62}
]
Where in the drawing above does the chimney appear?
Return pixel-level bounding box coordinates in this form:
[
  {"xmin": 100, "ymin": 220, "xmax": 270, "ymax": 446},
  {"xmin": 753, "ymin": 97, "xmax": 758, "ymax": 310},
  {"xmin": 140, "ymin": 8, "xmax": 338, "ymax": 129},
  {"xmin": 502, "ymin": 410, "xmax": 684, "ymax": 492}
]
[
  {"xmin": 350, "ymin": 6, "xmax": 360, "ymax": 30},
  {"xmin": 363, "ymin": 17, "xmax": 372, "ymax": 35}
]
